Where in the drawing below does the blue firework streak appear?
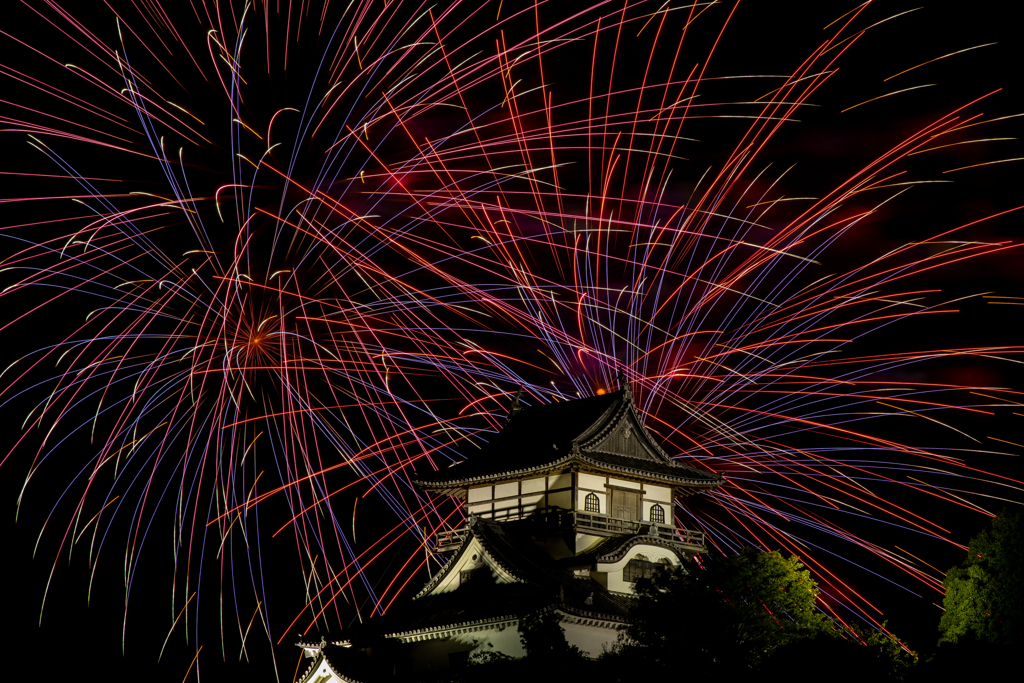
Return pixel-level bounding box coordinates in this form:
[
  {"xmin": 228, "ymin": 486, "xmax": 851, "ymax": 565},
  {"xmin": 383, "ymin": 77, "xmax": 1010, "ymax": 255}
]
[{"xmin": 1, "ymin": 0, "xmax": 1022, "ymax": 672}]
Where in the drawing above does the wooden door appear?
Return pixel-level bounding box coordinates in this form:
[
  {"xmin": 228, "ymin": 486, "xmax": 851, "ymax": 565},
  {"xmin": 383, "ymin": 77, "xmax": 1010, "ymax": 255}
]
[{"xmin": 610, "ymin": 488, "xmax": 641, "ymax": 521}]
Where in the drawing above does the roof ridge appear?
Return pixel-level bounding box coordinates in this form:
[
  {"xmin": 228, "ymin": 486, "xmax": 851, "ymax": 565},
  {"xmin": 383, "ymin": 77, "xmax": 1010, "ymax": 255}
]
[{"xmin": 413, "ymin": 389, "xmax": 723, "ymax": 493}]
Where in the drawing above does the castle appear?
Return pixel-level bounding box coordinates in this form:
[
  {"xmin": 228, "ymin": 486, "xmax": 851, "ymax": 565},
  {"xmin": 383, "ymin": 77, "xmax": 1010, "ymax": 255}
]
[{"xmin": 296, "ymin": 384, "xmax": 722, "ymax": 681}]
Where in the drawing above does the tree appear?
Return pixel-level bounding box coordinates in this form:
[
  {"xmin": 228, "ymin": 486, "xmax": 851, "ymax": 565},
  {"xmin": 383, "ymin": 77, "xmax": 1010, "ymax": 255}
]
[
  {"xmin": 609, "ymin": 548, "xmax": 832, "ymax": 673},
  {"xmin": 446, "ymin": 609, "xmax": 587, "ymax": 682},
  {"xmin": 850, "ymin": 622, "xmax": 917, "ymax": 680},
  {"xmin": 517, "ymin": 608, "xmax": 584, "ymax": 662},
  {"xmin": 703, "ymin": 546, "xmax": 832, "ymax": 653},
  {"xmin": 939, "ymin": 510, "xmax": 1024, "ymax": 647},
  {"xmin": 761, "ymin": 621, "xmax": 916, "ymax": 682}
]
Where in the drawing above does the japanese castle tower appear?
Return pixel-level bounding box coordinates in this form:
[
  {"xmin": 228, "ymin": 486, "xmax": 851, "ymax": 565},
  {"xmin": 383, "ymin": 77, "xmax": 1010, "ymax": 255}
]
[{"xmin": 297, "ymin": 384, "xmax": 723, "ymax": 681}]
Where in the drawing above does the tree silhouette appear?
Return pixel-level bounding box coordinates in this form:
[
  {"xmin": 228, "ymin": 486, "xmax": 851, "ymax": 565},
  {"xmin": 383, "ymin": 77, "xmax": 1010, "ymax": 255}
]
[
  {"xmin": 607, "ymin": 548, "xmax": 831, "ymax": 673},
  {"xmin": 939, "ymin": 510, "xmax": 1024, "ymax": 647}
]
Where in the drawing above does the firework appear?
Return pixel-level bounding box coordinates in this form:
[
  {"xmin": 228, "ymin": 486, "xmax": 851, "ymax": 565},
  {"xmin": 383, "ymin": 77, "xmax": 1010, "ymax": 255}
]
[{"xmin": 2, "ymin": 0, "xmax": 1022, "ymax": 677}]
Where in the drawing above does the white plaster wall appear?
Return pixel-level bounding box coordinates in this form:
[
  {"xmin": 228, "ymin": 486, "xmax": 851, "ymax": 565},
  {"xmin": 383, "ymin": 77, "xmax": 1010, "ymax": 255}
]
[
  {"xmin": 548, "ymin": 473, "xmax": 572, "ymax": 489},
  {"xmin": 646, "ymin": 484, "xmax": 672, "ymax": 502},
  {"xmin": 403, "ymin": 621, "xmax": 611, "ymax": 669},
  {"xmin": 578, "ymin": 472, "xmax": 605, "ymax": 490},
  {"xmin": 607, "ymin": 477, "xmax": 642, "ymax": 490},
  {"xmin": 642, "ymin": 500, "xmax": 669, "ymax": 522},
  {"xmin": 428, "ymin": 536, "xmax": 525, "ymax": 596},
  {"xmin": 607, "ymin": 568, "xmax": 629, "ymax": 594},
  {"xmin": 407, "ymin": 638, "xmax": 476, "ymax": 674},
  {"xmin": 494, "ymin": 481, "xmax": 519, "ymax": 499},
  {"xmin": 548, "ymin": 490, "xmax": 571, "ymax": 509},
  {"xmin": 303, "ymin": 659, "xmax": 338, "ymax": 683},
  {"xmin": 521, "ymin": 493, "xmax": 544, "ymax": 507},
  {"xmin": 468, "ymin": 502, "xmax": 491, "ymax": 516},
  {"xmin": 493, "ymin": 497, "xmax": 518, "ymax": 512},
  {"xmin": 465, "ymin": 624, "xmax": 527, "ymax": 659},
  {"xmin": 298, "ymin": 652, "xmax": 364, "ymax": 683},
  {"xmin": 399, "ymin": 626, "xmax": 527, "ymax": 676},
  {"xmin": 521, "ymin": 477, "xmax": 546, "ymax": 493},
  {"xmin": 562, "ymin": 621, "xmax": 621, "ymax": 658},
  {"xmin": 468, "ymin": 486, "xmax": 493, "ymax": 502}
]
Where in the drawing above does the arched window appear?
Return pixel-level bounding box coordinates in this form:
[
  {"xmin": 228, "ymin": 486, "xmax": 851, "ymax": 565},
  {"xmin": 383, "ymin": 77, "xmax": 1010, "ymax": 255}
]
[
  {"xmin": 584, "ymin": 492, "xmax": 600, "ymax": 513},
  {"xmin": 649, "ymin": 504, "xmax": 666, "ymax": 524},
  {"xmin": 624, "ymin": 555, "xmax": 658, "ymax": 583}
]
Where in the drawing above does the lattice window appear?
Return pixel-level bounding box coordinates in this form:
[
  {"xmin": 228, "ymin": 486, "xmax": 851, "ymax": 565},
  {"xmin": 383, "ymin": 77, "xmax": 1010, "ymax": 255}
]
[
  {"xmin": 649, "ymin": 504, "xmax": 666, "ymax": 524},
  {"xmin": 585, "ymin": 492, "xmax": 600, "ymax": 513},
  {"xmin": 460, "ymin": 569, "xmax": 476, "ymax": 583},
  {"xmin": 624, "ymin": 556, "xmax": 657, "ymax": 583}
]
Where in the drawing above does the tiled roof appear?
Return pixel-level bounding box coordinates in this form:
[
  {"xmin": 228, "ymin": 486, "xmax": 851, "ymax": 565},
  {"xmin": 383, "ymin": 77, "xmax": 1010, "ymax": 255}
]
[
  {"xmin": 467, "ymin": 517, "xmax": 635, "ymax": 620},
  {"xmin": 578, "ymin": 451, "xmax": 718, "ymax": 489},
  {"xmin": 315, "ymin": 517, "xmax": 638, "ymax": 648},
  {"xmin": 412, "ymin": 388, "xmax": 721, "ymax": 492},
  {"xmin": 296, "ymin": 645, "xmax": 369, "ymax": 683},
  {"xmin": 369, "ymin": 583, "xmax": 549, "ymax": 637}
]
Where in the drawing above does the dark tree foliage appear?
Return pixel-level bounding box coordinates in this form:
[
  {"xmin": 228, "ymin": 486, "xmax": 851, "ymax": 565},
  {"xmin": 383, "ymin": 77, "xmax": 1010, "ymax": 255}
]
[
  {"xmin": 763, "ymin": 622, "xmax": 916, "ymax": 682},
  {"xmin": 446, "ymin": 549, "xmax": 919, "ymax": 681},
  {"xmin": 601, "ymin": 549, "xmax": 916, "ymax": 680},
  {"xmin": 848, "ymin": 622, "xmax": 918, "ymax": 680},
  {"xmin": 516, "ymin": 608, "xmax": 585, "ymax": 662},
  {"xmin": 938, "ymin": 510, "xmax": 1024, "ymax": 647},
  {"xmin": 703, "ymin": 547, "xmax": 832, "ymax": 653},
  {"xmin": 605, "ymin": 548, "xmax": 831, "ymax": 674},
  {"xmin": 762, "ymin": 634, "xmax": 888, "ymax": 682},
  {"xmin": 913, "ymin": 637, "xmax": 1015, "ymax": 681}
]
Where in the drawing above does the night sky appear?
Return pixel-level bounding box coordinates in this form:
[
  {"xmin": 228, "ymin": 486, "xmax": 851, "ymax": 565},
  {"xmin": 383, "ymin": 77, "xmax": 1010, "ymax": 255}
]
[{"xmin": 2, "ymin": 2, "xmax": 1023, "ymax": 681}]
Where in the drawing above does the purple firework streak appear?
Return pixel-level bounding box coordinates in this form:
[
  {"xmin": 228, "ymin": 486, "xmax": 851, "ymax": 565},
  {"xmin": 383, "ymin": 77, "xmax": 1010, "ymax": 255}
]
[{"xmin": 2, "ymin": 0, "xmax": 1023, "ymax": 675}]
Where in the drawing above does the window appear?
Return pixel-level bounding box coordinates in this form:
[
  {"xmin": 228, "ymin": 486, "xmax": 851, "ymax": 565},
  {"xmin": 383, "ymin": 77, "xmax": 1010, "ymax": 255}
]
[
  {"xmin": 624, "ymin": 556, "xmax": 658, "ymax": 583},
  {"xmin": 585, "ymin": 492, "xmax": 600, "ymax": 513},
  {"xmin": 460, "ymin": 569, "xmax": 476, "ymax": 583},
  {"xmin": 649, "ymin": 504, "xmax": 666, "ymax": 524},
  {"xmin": 610, "ymin": 488, "xmax": 642, "ymax": 521}
]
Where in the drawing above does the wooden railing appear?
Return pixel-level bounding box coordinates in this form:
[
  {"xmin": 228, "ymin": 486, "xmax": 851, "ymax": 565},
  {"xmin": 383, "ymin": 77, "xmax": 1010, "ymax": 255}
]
[
  {"xmin": 574, "ymin": 511, "xmax": 705, "ymax": 548},
  {"xmin": 663, "ymin": 526, "xmax": 705, "ymax": 548},
  {"xmin": 434, "ymin": 527, "xmax": 469, "ymax": 553},
  {"xmin": 573, "ymin": 510, "xmax": 640, "ymax": 535},
  {"xmin": 432, "ymin": 509, "xmax": 705, "ymax": 552}
]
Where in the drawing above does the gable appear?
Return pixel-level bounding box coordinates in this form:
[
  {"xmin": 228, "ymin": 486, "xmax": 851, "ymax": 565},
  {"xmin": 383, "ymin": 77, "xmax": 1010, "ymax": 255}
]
[
  {"xmin": 296, "ymin": 646, "xmax": 367, "ymax": 683},
  {"xmin": 585, "ymin": 412, "xmax": 661, "ymax": 461},
  {"xmin": 413, "ymin": 388, "xmax": 722, "ymax": 493},
  {"xmin": 579, "ymin": 398, "xmax": 672, "ymax": 464},
  {"xmin": 418, "ymin": 537, "xmax": 520, "ymax": 598}
]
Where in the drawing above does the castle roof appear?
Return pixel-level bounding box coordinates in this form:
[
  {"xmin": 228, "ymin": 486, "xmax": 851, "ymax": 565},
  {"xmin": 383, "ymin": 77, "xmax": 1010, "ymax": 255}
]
[
  {"xmin": 413, "ymin": 387, "xmax": 721, "ymax": 495},
  {"xmin": 302, "ymin": 516, "xmax": 654, "ymax": 651}
]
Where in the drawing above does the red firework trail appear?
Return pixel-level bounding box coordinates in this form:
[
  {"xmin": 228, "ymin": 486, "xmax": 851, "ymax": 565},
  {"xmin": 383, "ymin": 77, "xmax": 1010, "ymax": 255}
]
[{"xmin": 2, "ymin": 0, "xmax": 1023, "ymax": 674}]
